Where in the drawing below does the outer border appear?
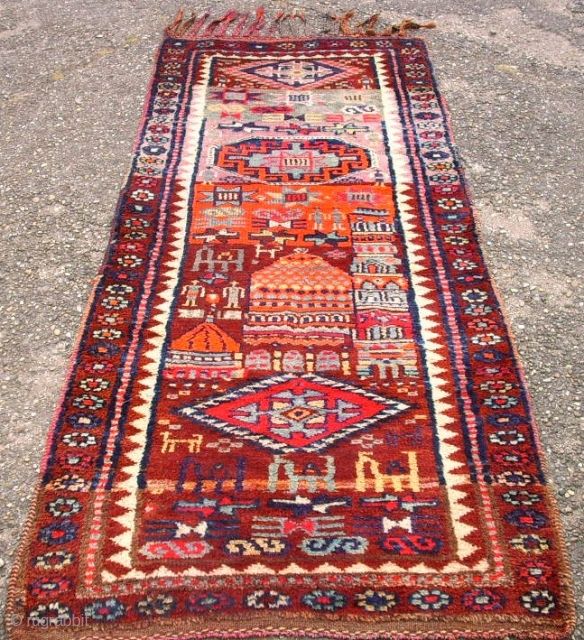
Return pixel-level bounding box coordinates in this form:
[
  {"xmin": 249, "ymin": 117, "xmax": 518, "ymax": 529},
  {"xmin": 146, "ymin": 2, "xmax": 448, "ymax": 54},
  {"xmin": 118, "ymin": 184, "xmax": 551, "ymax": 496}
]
[{"xmin": 6, "ymin": 33, "xmax": 576, "ymax": 640}]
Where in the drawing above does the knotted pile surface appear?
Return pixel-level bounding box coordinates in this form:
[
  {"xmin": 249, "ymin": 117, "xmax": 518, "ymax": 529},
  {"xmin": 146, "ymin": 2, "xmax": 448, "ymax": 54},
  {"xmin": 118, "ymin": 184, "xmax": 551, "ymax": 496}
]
[{"xmin": 7, "ymin": 12, "xmax": 575, "ymax": 640}]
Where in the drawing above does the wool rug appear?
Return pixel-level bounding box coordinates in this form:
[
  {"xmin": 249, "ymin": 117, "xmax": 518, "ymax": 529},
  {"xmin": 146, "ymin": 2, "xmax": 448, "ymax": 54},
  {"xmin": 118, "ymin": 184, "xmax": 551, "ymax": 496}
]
[{"xmin": 7, "ymin": 10, "xmax": 575, "ymax": 640}]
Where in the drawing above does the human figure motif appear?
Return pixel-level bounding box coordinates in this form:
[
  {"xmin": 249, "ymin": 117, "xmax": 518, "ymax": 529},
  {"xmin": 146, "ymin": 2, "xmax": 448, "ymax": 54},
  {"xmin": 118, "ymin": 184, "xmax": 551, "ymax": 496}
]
[
  {"xmin": 222, "ymin": 281, "xmax": 245, "ymax": 309},
  {"xmin": 203, "ymin": 165, "xmax": 214, "ymax": 184},
  {"xmin": 313, "ymin": 208, "xmax": 324, "ymax": 229},
  {"xmin": 182, "ymin": 280, "xmax": 206, "ymax": 306},
  {"xmin": 332, "ymin": 208, "xmax": 343, "ymax": 230}
]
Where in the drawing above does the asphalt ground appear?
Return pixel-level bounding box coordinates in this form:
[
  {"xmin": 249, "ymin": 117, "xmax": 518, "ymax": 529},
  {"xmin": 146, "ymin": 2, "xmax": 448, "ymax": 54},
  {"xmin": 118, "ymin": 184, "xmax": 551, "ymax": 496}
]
[{"xmin": 0, "ymin": 1, "xmax": 583, "ymax": 638}]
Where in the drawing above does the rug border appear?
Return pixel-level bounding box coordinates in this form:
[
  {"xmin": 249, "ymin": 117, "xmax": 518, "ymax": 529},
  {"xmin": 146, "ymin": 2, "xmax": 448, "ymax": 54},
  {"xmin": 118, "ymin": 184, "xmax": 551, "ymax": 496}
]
[
  {"xmin": 5, "ymin": 33, "xmax": 577, "ymax": 640},
  {"xmin": 423, "ymin": 37, "xmax": 577, "ymax": 636}
]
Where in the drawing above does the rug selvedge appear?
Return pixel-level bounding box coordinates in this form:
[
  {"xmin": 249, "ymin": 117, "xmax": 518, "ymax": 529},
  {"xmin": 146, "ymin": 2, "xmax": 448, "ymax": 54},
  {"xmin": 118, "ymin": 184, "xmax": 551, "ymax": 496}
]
[{"xmin": 6, "ymin": 30, "xmax": 575, "ymax": 640}]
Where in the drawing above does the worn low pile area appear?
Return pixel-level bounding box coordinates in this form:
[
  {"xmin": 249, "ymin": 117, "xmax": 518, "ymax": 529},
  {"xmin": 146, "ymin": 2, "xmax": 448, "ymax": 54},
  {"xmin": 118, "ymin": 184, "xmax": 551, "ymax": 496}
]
[{"xmin": 6, "ymin": 15, "xmax": 575, "ymax": 640}]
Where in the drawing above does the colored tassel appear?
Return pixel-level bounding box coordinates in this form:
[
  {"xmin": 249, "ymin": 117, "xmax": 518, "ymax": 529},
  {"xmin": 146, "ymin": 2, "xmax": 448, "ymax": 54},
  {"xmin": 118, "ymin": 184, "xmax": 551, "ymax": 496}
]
[
  {"xmin": 215, "ymin": 10, "xmax": 240, "ymax": 36},
  {"xmin": 383, "ymin": 18, "xmax": 437, "ymax": 36},
  {"xmin": 167, "ymin": 8, "xmax": 436, "ymax": 40},
  {"xmin": 272, "ymin": 9, "xmax": 307, "ymax": 37},
  {"xmin": 166, "ymin": 8, "xmax": 186, "ymax": 36},
  {"xmin": 189, "ymin": 13, "xmax": 211, "ymax": 36},
  {"xmin": 231, "ymin": 12, "xmax": 251, "ymax": 37},
  {"xmin": 356, "ymin": 14, "xmax": 381, "ymax": 36},
  {"xmin": 243, "ymin": 7, "xmax": 267, "ymax": 37},
  {"xmin": 203, "ymin": 9, "xmax": 249, "ymax": 37},
  {"xmin": 332, "ymin": 11, "xmax": 435, "ymax": 37},
  {"xmin": 167, "ymin": 9, "xmax": 200, "ymax": 37},
  {"xmin": 333, "ymin": 11, "xmax": 356, "ymax": 36}
]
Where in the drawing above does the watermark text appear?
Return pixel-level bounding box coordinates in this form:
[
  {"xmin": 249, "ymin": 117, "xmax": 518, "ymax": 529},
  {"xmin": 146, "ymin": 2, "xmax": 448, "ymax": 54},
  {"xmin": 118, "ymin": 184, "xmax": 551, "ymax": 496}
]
[{"xmin": 4, "ymin": 613, "xmax": 89, "ymax": 628}]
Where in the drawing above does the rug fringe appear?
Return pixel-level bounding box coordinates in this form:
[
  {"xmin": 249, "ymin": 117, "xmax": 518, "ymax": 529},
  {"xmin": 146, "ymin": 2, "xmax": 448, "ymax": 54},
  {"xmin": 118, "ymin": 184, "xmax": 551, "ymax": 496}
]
[
  {"xmin": 166, "ymin": 8, "xmax": 435, "ymax": 39},
  {"xmin": 243, "ymin": 7, "xmax": 267, "ymax": 37},
  {"xmin": 333, "ymin": 11, "xmax": 436, "ymax": 37},
  {"xmin": 271, "ymin": 9, "xmax": 307, "ymax": 37},
  {"xmin": 167, "ymin": 7, "xmax": 266, "ymax": 38},
  {"xmin": 390, "ymin": 18, "xmax": 437, "ymax": 37}
]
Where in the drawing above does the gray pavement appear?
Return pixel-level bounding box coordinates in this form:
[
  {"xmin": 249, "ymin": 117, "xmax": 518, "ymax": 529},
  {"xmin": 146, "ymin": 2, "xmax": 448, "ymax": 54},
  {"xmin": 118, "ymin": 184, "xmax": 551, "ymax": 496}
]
[{"xmin": 0, "ymin": 1, "xmax": 583, "ymax": 638}]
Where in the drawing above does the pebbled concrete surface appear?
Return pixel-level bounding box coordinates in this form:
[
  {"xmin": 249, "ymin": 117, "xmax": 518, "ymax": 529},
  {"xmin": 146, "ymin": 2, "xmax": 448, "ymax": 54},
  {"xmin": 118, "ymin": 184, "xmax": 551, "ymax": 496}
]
[{"xmin": 0, "ymin": 1, "xmax": 582, "ymax": 638}]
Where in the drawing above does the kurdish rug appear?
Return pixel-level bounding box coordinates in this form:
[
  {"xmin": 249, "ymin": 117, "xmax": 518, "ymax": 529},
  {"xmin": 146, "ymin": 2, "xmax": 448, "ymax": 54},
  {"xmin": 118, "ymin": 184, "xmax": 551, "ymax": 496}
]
[{"xmin": 7, "ymin": 10, "xmax": 576, "ymax": 640}]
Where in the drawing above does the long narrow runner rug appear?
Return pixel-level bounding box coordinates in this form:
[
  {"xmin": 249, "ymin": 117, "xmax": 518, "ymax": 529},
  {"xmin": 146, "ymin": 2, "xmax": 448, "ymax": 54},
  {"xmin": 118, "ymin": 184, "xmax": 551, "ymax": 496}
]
[{"xmin": 7, "ymin": 11, "xmax": 575, "ymax": 640}]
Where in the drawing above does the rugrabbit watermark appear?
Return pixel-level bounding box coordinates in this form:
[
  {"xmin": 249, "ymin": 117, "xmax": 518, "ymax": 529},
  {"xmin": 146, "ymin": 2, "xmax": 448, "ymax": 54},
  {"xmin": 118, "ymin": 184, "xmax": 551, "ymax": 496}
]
[{"xmin": 4, "ymin": 613, "xmax": 90, "ymax": 628}]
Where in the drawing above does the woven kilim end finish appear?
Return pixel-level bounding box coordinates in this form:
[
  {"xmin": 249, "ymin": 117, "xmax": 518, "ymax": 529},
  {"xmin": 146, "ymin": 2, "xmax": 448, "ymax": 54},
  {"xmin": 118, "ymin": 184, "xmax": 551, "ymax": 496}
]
[{"xmin": 7, "ymin": 28, "xmax": 575, "ymax": 640}]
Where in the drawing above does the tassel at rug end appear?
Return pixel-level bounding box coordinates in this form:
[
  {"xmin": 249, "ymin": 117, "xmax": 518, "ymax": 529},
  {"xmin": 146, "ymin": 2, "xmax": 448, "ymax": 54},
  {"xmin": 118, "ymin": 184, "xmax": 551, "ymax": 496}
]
[
  {"xmin": 166, "ymin": 8, "xmax": 205, "ymax": 37},
  {"xmin": 394, "ymin": 19, "xmax": 437, "ymax": 37},
  {"xmin": 166, "ymin": 7, "xmax": 278, "ymax": 38},
  {"xmin": 332, "ymin": 12, "xmax": 436, "ymax": 37},
  {"xmin": 166, "ymin": 8, "xmax": 436, "ymax": 40}
]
